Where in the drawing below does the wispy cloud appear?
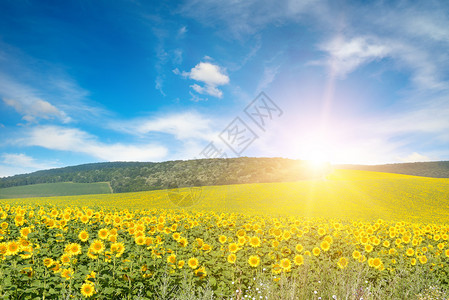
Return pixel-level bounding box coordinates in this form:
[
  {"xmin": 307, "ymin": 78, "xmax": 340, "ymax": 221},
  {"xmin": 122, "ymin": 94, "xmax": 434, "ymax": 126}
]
[
  {"xmin": 318, "ymin": 36, "xmax": 390, "ymax": 77},
  {"xmin": 112, "ymin": 111, "xmax": 217, "ymax": 141},
  {"xmin": 3, "ymin": 98, "xmax": 71, "ymax": 124},
  {"xmin": 0, "ymin": 153, "xmax": 60, "ymax": 177},
  {"xmin": 179, "ymin": 0, "xmax": 324, "ymax": 38},
  {"xmin": 0, "ymin": 41, "xmax": 105, "ymax": 124},
  {"xmin": 178, "ymin": 26, "xmax": 187, "ymax": 37},
  {"xmin": 176, "ymin": 61, "xmax": 230, "ymax": 98},
  {"xmin": 19, "ymin": 126, "xmax": 168, "ymax": 161}
]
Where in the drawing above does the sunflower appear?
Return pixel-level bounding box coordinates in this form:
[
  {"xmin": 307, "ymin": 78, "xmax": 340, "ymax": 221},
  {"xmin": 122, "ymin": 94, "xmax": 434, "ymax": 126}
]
[
  {"xmin": 43, "ymin": 257, "xmax": 54, "ymax": 268},
  {"xmin": 337, "ymin": 257, "xmax": 348, "ymax": 269},
  {"xmin": 372, "ymin": 258, "xmax": 382, "ymax": 269},
  {"xmin": 295, "ymin": 244, "xmax": 303, "ymax": 252},
  {"xmin": 167, "ymin": 254, "xmax": 176, "ymax": 264},
  {"xmin": 6, "ymin": 241, "xmax": 20, "ymax": 256},
  {"xmin": 80, "ymin": 215, "xmax": 89, "ymax": 224},
  {"xmin": 60, "ymin": 268, "xmax": 73, "ymax": 280},
  {"xmin": 172, "ymin": 232, "xmax": 181, "ymax": 241},
  {"xmin": 227, "ymin": 253, "xmax": 236, "ymax": 264},
  {"xmin": 282, "ymin": 231, "xmax": 291, "ymax": 241},
  {"xmin": 195, "ymin": 266, "xmax": 207, "ymax": 279},
  {"xmin": 196, "ymin": 238, "xmax": 204, "ymax": 248},
  {"xmin": 179, "ymin": 238, "xmax": 188, "ymax": 247},
  {"xmin": 20, "ymin": 227, "xmax": 31, "ymax": 238},
  {"xmin": 411, "ymin": 258, "xmax": 417, "ymax": 266},
  {"xmin": 219, "ymin": 235, "xmax": 227, "ymax": 244},
  {"xmin": 352, "ymin": 250, "xmax": 361, "ymax": 260},
  {"xmin": 406, "ymin": 248, "xmax": 414, "ymax": 257},
  {"xmin": 228, "ymin": 243, "xmax": 239, "ymax": 253},
  {"xmin": 317, "ymin": 228, "xmax": 326, "ymax": 236},
  {"xmin": 272, "ymin": 263, "xmax": 282, "ymax": 274},
  {"xmin": 365, "ymin": 244, "xmax": 373, "ymax": 253},
  {"xmin": 81, "ymin": 283, "xmax": 95, "ymax": 297},
  {"xmin": 248, "ymin": 255, "xmax": 260, "ymax": 268},
  {"xmin": 61, "ymin": 254, "xmax": 71, "ymax": 265},
  {"xmin": 312, "ymin": 247, "xmax": 320, "ymax": 256},
  {"xmin": 14, "ymin": 215, "xmax": 25, "ymax": 226},
  {"xmin": 280, "ymin": 258, "xmax": 291, "ymax": 271},
  {"xmin": 320, "ymin": 241, "xmax": 330, "ymax": 251},
  {"xmin": 249, "ymin": 236, "xmax": 261, "ymax": 248},
  {"xmin": 419, "ymin": 255, "xmax": 428, "ymax": 264},
  {"xmin": 79, "ymin": 231, "xmax": 89, "ymax": 242},
  {"xmin": 135, "ymin": 236, "xmax": 145, "ymax": 246},
  {"xmin": 402, "ymin": 235, "xmax": 411, "ymax": 243},
  {"xmin": 236, "ymin": 229, "xmax": 246, "ymax": 238},
  {"xmin": 188, "ymin": 257, "xmax": 199, "ymax": 269},
  {"xmin": 51, "ymin": 262, "xmax": 61, "ymax": 272},
  {"xmin": 69, "ymin": 243, "xmax": 82, "ymax": 256},
  {"xmin": 294, "ymin": 254, "xmax": 304, "ymax": 266},
  {"xmin": 110, "ymin": 242, "xmax": 125, "ymax": 257},
  {"xmin": 98, "ymin": 229, "xmax": 109, "ymax": 240},
  {"xmin": 85, "ymin": 271, "xmax": 96, "ymax": 282},
  {"xmin": 177, "ymin": 260, "xmax": 185, "ymax": 269},
  {"xmin": 90, "ymin": 240, "xmax": 105, "ymax": 254}
]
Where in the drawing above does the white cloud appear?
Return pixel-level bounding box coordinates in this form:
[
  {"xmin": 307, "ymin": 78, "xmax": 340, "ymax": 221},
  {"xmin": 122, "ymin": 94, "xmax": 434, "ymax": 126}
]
[
  {"xmin": 189, "ymin": 91, "xmax": 207, "ymax": 102},
  {"xmin": 182, "ymin": 61, "xmax": 229, "ymax": 85},
  {"xmin": 3, "ymin": 98, "xmax": 71, "ymax": 123},
  {"xmin": 190, "ymin": 83, "xmax": 223, "ymax": 98},
  {"xmin": 2, "ymin": 153, "xmax": 57, "ymax": 170},
  {"xmin": 172, "ymin": 49, "xmax": 183, "ymax": 65},
  {"xmin": 398, "ymin": 152, "xmax": 431, "ymax": 163},
  {"xmin": 113, "ymin": 111, "xmax": 216, "ymax": 141},
  {"xmin": 178, "ymin": 26, "xmax": 187, "ymax": 36},
  {"xmin": 179, "ymin": 61, "xmax": 229, "ymax": 98},
  {"xmin": 0, "ymin": 41, "xmax": 104, "ymax": 124},
  {"xmin": 0, "ymin": 153, "xmax": 60, "ymax": 177},
  {"xmin": 256, "ymin": 64, "xmax": 280, "ymax": 91},
  {"xmin": 319, "ymin": 36, "xmax": 391, "ymax": 77},
  {"xmin": 179, "ymin": 0, "xmax": 324, "ymax": 37},
  {"xmin": 20, "ymin": 126, "xmax": 167, "ymax": 162}
]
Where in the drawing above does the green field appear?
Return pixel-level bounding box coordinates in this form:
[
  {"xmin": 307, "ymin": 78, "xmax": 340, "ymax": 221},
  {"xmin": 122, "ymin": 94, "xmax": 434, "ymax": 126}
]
[
  {"xmin": 4, "ymin": 170, "xmax": 449, "ymax": 223},
  {"xmin": 0, "ymin": 182, "xmax": 112, "ymax": 198}
]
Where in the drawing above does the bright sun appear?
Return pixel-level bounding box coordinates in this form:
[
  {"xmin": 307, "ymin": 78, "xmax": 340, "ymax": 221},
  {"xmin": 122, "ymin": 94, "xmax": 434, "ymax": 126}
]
[{"xmin": 300, "ymin": 137, "xmax": 333, "ymax": 171}]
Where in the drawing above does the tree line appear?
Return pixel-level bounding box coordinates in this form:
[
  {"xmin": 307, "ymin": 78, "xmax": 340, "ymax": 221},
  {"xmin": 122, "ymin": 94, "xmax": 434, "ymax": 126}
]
[{"xmin": 0, "ymin": 157, "xmax": 331, "ymax": 193}]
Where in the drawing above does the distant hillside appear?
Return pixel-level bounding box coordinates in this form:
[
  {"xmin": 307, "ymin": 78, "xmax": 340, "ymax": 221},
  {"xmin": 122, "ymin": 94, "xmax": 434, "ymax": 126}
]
[
  {"xmin": 0, "ymin": 157, "xmax": 330, "ymax": 193},
  {"xmin": 337, "ymin": 161, "xmax": 449, "ymax": 178}
]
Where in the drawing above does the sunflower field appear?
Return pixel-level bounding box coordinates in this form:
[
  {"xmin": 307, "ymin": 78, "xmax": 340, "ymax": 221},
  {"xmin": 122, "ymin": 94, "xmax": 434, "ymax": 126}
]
[
  {"xmin": 1, "ymin": 203, "xmax": 449, "ymax": 299},
  {"xmin": 1, "ymin": 170, "xmax": 449, "ymax": 299}
]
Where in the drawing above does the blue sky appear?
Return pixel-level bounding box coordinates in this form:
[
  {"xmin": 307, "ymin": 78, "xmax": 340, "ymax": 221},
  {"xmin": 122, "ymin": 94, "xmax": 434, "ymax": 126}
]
[{"xmin": 1, "ymin": 0, "xmax": 449, "ymax": 177}]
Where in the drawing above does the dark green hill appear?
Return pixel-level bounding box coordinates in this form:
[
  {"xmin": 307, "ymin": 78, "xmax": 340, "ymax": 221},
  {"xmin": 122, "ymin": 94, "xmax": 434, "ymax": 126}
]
[
  {"xmin": 337, "ymin": 161, "xmax": 449, "ymax": 178},
  {"xmin": 2, "ymin": 158, "xmax": 448, "ymax": 195},
  {"xmin": 0, "ymin": 157, "xmax": 330, "ymax": 193}
]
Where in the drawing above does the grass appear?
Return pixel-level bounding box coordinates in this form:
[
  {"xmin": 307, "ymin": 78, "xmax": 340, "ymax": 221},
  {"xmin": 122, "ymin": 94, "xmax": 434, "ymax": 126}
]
[
  {"xmin": 0, "ymin": 182, "xmax": 112, "ymax": 198},
  {"xmin": 5, "ymin": 169, "xmax": 449, "ymax": 223}
]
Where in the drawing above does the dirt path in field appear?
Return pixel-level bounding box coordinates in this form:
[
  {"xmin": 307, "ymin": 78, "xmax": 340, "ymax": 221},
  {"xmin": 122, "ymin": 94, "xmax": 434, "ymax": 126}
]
[{"xmin": 106, "ymin": 182, "xmax": 113, "ymax": 193}]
